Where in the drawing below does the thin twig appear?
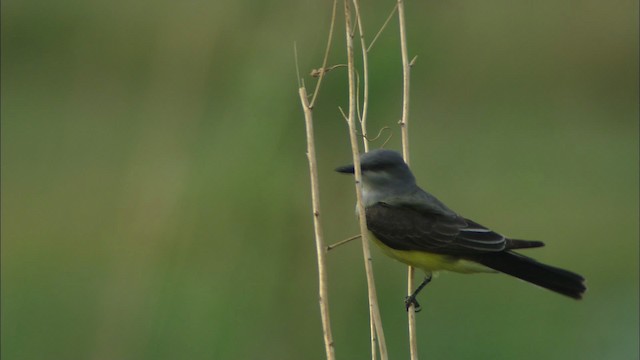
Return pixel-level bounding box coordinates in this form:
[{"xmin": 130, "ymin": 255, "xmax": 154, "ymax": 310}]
[
  {"xmin": 410, "ymin": 55, "xmax": 418, "ymax": 67},
  {"xmin": 364, "ymin": 126, "xmax": 391, "ymax": 143},
  {"xmin": 327, "ymin": 234, "xmax": 361, "ymax": 251},
  {"xmin": 380, "ymin": 130, "xmax": 393, "ymax": 148},
  {"xmin": 352, "ymin": 3, "xmax": 376, "ymax": 358},
  {"xmin": 344, "ymin": 2, "xmax": 388, "ymax": 360},
  {"xmin": 353, "ymin": 0, "xmax": 370, "ymax": 152},
  {"xmin": 338, "ymin": 106, "xmax": 349, "ymax": 123},
  {"xmin": 299, "ymin": 86, "xmax": 336, "ymax": 360},
  {"xmin": 295, "ymin": 42, "xmax": 302, "ymax": 89},
  {"xmin": 311, "ymin": 64, "xmax": 347, "ymax": 78},
  {"xmin": 367, "ymin": 4, "xmax": 398, "ymax": 53},
  {"xmin": 356, "ymin": 70, "xmax": 362, "ymax": 126},
  {"xmin": 396, "ymin": 0, "xmax": 419, "ymax": 358},
  {"xmin": 398, "ymin": 0, "xmax": 411, "ymax": 162},
  {"xmin": 310, "ymin": 0, "xmax": 339, "ymax": 108}
]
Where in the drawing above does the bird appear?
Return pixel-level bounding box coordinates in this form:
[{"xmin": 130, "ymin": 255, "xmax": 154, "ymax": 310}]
[{"xmin": 336, "ymin": 149, "xmax": 586, "ymax": 311}]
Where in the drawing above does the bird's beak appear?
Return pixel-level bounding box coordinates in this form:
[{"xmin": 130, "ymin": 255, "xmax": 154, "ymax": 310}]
[{"xmin": 335, "ymin": 164, "xmax": 355, "ymax": 174}]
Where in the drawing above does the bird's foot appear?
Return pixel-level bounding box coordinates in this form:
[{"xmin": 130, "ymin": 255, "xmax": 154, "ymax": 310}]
[{"xmin": 404, "ymin": 295, "xmax": 421, "ymax": 312}]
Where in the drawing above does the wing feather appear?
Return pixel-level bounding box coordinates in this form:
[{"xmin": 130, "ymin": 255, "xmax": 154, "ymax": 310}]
[{"xmin": 366, "ymin": 202, "xmax": 511, "ymax": 255}]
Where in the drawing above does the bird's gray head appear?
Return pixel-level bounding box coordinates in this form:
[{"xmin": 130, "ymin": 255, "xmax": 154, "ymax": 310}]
[
  {"xmin": 335, "ymin": 149, "xmax": 416, "ymax": 191},
  {"xmin": 336, "ymin": 149, "xmax": 452, "ymax": 213}
]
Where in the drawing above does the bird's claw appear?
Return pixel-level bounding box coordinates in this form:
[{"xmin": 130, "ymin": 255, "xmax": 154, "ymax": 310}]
[{"xmin": 404, "ymin": 295, "xmax": 422, "ymax": 312}]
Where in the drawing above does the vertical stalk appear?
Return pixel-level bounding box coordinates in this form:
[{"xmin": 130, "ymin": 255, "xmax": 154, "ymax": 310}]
[
  {"xmin": 344, "ymin": 1, "xmax": 388, "ymax": 359},
  {"xmin": 397, "ymin": 0, "xmax": 419, "ymax": 359},
  {"xmin": 299, "ymin": 87, "xmax": 336, "ymax": 360},
  {"xmin": 352, "ymin": 0, "xmax": 370, "ymax": 151},
  {"xmin": 398, "ymin": 0, "xmax": 411, "ymax": 160},
  {"xmin": 351, "ymin": 1, "xmax": 375, "ymax": 356}
]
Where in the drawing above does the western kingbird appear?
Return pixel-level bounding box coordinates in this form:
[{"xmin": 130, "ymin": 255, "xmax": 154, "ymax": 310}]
[{"xmin": 337, "ymin": 149, "xmax": 586, "ymax": 310}]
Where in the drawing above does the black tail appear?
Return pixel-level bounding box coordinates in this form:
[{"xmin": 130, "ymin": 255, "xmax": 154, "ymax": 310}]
[{"xmin": 469, "ymin": 251, "xmax": 586, "ymax": 299}]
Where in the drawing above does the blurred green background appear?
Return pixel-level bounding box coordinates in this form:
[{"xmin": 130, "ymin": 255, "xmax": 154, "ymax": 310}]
[{"xmin": 2, "ymin": 0, "xmax": 638, "ymax": 359}]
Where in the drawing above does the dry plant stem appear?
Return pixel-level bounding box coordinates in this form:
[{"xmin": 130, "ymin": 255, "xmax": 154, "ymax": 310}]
[
  {"xmin": 352, "ymin": 0, "xmax": 370, "ymax": 149},
  {"xmin": 310, "ymin": 0, "xmax": 338, "ymax": 108},
  {"xmin": 344, "ymin": 1, "xmax": 388, "ymax": 360},
  {"xmin": 327, "ymin": 234, "xmax": 361, "ymax": 251},
  {"xmin": 397, "ymin": 0, "xmax": 411, "ymax": 161},
  {"xmin": 299, "ymin": 87, "xmax": 336, "ymax": 360},
  {"xmin": 352, "ymin": 3, "xmax": 373, "ymax": 356},
  {"xmin": 407, "ymin": 265, "xmax": 418, "ymax": 359},
  {"xmin": 367, "ymin": 4, "xmax": 398, "ymax": 53},
  {"xmin": 397, "ymin": 0, "xmax": 419, "ymax": 359}
]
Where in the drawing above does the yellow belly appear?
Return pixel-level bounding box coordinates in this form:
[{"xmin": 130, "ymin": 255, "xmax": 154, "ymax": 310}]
[{"xmin": 369, "ymin": 232, "xmax": 495, "ymax": 274}]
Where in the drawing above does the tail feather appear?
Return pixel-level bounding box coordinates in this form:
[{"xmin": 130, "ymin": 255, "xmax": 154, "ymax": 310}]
[
  {"xmin": 506, "ymin": 239, "xmax": 545, "ymax": 249},
  {"xmin": 469, "ymin": 251, "xmax": 586, "ymax": 299}
]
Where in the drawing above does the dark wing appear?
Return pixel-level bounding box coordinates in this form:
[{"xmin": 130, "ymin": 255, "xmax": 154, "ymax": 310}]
[{"xmin": 366, "ymin": 203, "xmax": 541, "ymax": 255}]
